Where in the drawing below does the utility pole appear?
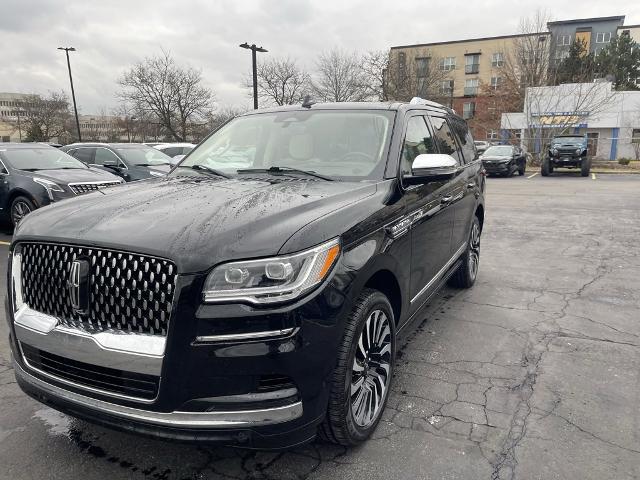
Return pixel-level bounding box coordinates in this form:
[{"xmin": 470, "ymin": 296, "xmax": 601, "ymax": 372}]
[
  {"xmin": 57, "ymin": 47, "xmax": 82, "ymax": 141},
  {"xmin": 239, "ymin": 43, "xmax": 268, "ymax": 110}
]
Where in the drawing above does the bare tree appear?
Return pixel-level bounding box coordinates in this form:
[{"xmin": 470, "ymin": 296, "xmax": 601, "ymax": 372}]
[
  {"xmin": 118, "ymin": 51, "xmax": 215, "ymax": 141},
  {"xmin": 13, "ymin": 92, "xmax": 71, "ymax": 142},
  {"xmin": 312, "ymin": 49, "xmax": 369, "ymax": 102},
  {"xmin": 204, "ymin": 105, "xmax": 248, "ymax": 132},
  {"xmin": 248, "ymin": 57, "xmax": 310, "ymax": 106},
  {"xmin": 361, "ymin": 50, "xmax": 390, "ymax": 101},
  {"xmin": 383, "ymin": 51, "xmax": 452, "ymax": 103}
]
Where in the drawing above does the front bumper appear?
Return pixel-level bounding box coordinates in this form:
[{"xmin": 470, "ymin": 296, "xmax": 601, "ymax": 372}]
[
  {"xmin": 7, "ymin": 259, "xmax": 351, "ymax": 448},
  {"xmin": 482, "ymin": 161, "xmax": 512, "ymax": 174}
]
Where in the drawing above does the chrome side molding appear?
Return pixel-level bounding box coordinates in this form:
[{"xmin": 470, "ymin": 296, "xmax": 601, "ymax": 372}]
[{"xmin": 194, "ymin": 328, "xmax": 297, "ymax": 344}]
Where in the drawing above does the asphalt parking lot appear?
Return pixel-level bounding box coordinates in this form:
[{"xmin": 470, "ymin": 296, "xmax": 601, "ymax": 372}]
[{"xmin": 0, "ymin": 173, "xmax": 639, "ymax": 480}]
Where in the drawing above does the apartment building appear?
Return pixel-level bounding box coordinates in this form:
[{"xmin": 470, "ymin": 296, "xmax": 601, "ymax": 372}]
[{"xmin": 388, "ymin": 15, "xmax": 636, "ymax": 142}]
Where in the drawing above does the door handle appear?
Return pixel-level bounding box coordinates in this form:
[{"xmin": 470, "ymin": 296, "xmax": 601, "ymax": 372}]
[
  {"xmin": 441, "ymin": 195, "xmax": 453, "ymax": 204},
  {"xmin": 466, "ymin": 182, "xmax": 475, "ymax": 189}
]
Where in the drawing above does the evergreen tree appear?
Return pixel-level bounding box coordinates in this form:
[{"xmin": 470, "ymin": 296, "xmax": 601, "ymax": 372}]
[{"xmin": 595, "ymin": 34, "xmax": 640, "ymax": 90}]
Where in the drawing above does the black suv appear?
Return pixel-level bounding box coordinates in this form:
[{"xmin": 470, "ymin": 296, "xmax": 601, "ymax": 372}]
[
  {"xmin": 61, "ymin": 143, "xmax": 173, "ymax": 181},
  {"xmin": 8, "ymin": 100, "xmax": 485, "ymax": 449},
  {"xmin": 0, "ymin": 143, "xmax": 123, "ymax": 226},
  {"xmin": 480, "ymin": 144, "xmax": 527, "ymax": 177},
  {"xmin": 543, "ymin": 134, "xmax": 590, "ymax": 177}
]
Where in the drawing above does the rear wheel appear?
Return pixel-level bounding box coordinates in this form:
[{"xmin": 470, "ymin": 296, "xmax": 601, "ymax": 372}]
[
  {"xmin": 10, "ymin": 196, "xmax": 36, "ymax": 227},
  {"xmin": 541, "ymin": 158, "xmax": 550, "ymax": 176},
  {"xmin": 581, "ymin": 157, "xmax": 591, "ymax": 177},
  {"xmin": 448, "ymin": 215, "xmax": 481, "ymax": 288},
  {"xmin": 319, "ymin": 289, "xmax": 395, "ymax": 446}
]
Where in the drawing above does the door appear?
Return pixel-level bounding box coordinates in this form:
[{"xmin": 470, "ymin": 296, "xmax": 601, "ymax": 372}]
[
  {"xmin": 400, "ymin": 115, "xmax": 456, "ymax": 315},
  {"xmin": 587, "ymin": 132, "xmax": 598, "ymax": 157},
  {"xmin": 430, "ymin": 115, "xmax": 476, "ymax": 255},
  {"xmin": 0, "ymin": 159, "xmax": 11, "ymax": 213}
]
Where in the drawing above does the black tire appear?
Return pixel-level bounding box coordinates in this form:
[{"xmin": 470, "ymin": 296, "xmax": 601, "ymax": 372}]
[
  {"xmin": 319, "ymin": 288, "xmax": 396, "ymax": 446},
  {"xmin": 541, "ymin": 158, "xmax": 550, "ymax": 176},
  {"xmin": 10, "ymin": 196, "xmax": 36, "ymax": 227},
  {"xmin": 581, "ymin": 157, "xmax": 591, "ymax": 177},
  {"xmin": 448, "ymin": 215, "xmax": 481, "ymax": 289},
  {"xmin": 518, "ymin": 161, "xmax": 526, "ymax": 176}
]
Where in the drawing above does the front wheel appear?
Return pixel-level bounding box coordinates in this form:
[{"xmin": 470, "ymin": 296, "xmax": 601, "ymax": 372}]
[
  {"xmin": 541, "ymin": 158, "xmax": 550, "ymax": 176},
  {"xmin": 10, "ymin": 196, "xmax": 36, "ymax": 227},
  {"xmin": 518, "ymin": 161, "xmax": 526, "ymax": 176},
  {"xmin": 581, "ymin": 158, "xmax": 591, "ymax": 177},
  {"xmin": 319, "ymin": 289, "xmax": 395, "ymax": 446},
  {"xmin": 448, "ymin": 215, "xmax": 481, "ymax": 288}
]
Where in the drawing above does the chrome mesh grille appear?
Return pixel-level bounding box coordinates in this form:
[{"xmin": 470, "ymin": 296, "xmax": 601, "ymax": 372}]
[
  {"xmin": 20, "ymin": 243, "xmax": 177, "ymax": 336},
  {"xmin": 69, "ymin": 181, "xmax": 121, "ymax": 195}
]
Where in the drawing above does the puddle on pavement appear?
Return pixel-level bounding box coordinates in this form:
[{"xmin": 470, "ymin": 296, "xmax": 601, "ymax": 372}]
[{"xmin": 33, "ymin": 407, "xmax": 71, "ymax": 436}]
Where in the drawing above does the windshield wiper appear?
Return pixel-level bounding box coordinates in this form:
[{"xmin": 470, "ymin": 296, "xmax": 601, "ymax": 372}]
[
  {"xmin": 236, "ymin": 166, "xmax": 333, "ymax": 181},
  {"xmin": 187, "ymin": 164, "xmax": 231, "ymax": 179}
]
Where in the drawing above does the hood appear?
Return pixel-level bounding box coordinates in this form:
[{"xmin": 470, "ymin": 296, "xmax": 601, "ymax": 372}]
[
  {"xmin": 147, "ymin": 164, "xmax": 172, "ymax": 173},
  {"xmin": 481, "ymin": 155, "xmax": 511, "ymax": 161},
  {"xmin": 16, "ymin": 167, "xmax": 121, "ymax": 184},
  {"xmin": 15, "ymin": 176, "xmax": 377, "ymax": 273}
]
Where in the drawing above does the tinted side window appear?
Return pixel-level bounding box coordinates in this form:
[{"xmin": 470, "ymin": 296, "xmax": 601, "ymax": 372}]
[
  {"xmin": 449, "ymin": 116, "xmax": 477, "ymax": 163},
  {"xmin": 429, "ymin": 116, "xmax": 464, "ymax": 165},
  {"xmin": 400, "ymin": 116, "xmax": 435, "ymax": 176},
  {"xmin": 72, "ymin": 148, "xmax": 95, "ymax": 164},
  {"xmin": 94, "ymin": 148, "xmax": 121, "ymax": 166}
]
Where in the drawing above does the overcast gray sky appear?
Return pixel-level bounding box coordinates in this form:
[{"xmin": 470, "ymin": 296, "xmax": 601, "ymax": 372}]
[{"xmin": 1, "ymin": 0, "xmax": 638, "ymax": 114}]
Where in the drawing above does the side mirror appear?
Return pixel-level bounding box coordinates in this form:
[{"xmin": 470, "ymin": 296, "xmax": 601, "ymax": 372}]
[
  {"xmin": 405, "ymin": 154, "xmax": 458, "ymax": 185},
  {"xmin": 102, "ymin": 159, "xmax": 120, "ymax": 169}
]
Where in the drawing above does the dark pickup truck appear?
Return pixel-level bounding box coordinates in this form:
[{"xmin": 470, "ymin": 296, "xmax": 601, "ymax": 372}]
[
  {"xmin": 8, "ymin": 99, "xmax": 485, "ymax": 449},
  {"xmin": 543, "ymin": 134, "xmax": 591, "ymax": 176}
]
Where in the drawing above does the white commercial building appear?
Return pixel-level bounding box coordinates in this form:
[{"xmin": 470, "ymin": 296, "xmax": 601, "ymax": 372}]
[{"xmin": 501, "ymin": 81, "xmax": 640, "ymax": 160}]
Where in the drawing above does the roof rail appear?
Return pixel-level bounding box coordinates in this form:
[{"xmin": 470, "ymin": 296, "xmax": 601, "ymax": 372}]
[{"xmin": 409, "ymin": 97, "xmax": 447, "ymax": 109}]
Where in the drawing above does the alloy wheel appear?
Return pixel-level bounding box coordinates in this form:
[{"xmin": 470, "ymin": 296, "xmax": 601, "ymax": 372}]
[
  {"xmin": 468, "ymin": 221, "xmax": 481, "ymax": 280},
  {"xmin": 12, "ymin": 201, "xmax": 32, "ymax": 226},
  {"xmin": 350, "ymin": 309, "xmax": 392, "ymax": 428}
]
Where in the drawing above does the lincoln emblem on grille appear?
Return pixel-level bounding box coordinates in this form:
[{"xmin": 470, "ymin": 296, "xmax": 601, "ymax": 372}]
[{"xmin": 68, "ymin": 259, "xmax": 90, "ymax": 314}]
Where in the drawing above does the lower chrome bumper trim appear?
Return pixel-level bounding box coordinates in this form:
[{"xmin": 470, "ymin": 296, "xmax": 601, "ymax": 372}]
[
  {"xmin": 194, "ymin": 328, "xmax": 297, "ymax": 344},
  {"xmin": 14, "ymin": 361, "xmax": 303, "ymax": 428}
]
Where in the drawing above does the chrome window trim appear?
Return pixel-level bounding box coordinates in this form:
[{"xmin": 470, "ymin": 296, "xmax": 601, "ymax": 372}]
[
  {"xmin": 92, "ymin": 147, "xmax": 128, "ymax": 170},
  {"xmin": 14, "ymin": 362, "xmax": 303, "ymax": 428},
  {"xmin": 194, "ymin": 328, "xmax": 297, "ymax": 344},
  {"xmin": 410, "ymin": 242, "xmax": 467, "ymax": 304}
]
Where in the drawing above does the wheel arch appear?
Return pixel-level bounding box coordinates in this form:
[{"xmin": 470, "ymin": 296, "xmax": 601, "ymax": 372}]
[
  {"xmin": 475, "ymin": 203, "xmax": 484, "ymax": 231},
  {"xmin": 362, "ymin": 269, "xmax": 402, "ymax": 326}
]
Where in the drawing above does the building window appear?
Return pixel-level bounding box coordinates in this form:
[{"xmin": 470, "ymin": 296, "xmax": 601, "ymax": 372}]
[
  {"xmin": 491, "ymin": 52, "xmax": 504, "ymax": 68},
  {"xmin": 464, "ymin": 78, "xmax": 479, "ymax": 96},
  {"xmin": 486, "ymin": 130, "xmax": 498, "ymax": 140},
  {"xmin": 556, "ymin": 49, "xmax": 570, "ymax": 61},
  {"xmin": 1, "ymin": 136, "xmax": 10, "ymax": 142},
  {"xmin": 439, "ymin": 79, "xmax": 454, "ymax": 95},
  {"xmin": 415, "ymin": 57, "xmax": 430, "ymax": 78},
  {"xmin": 490, "ymin": 76, "xmax": 503, "ymax": 90},
  {"xmin": 632, "ymin": 129, "xmax": 640, "ymax": 143},
  {"xmin": 557, "ymin": 35, "xmax": 572, "ymax": 46},
  {"xmin": 440, "ymin": 57, "xmax": 456, "ymax": 71},
  {"xmin": 596, "ymin": 32, "xmax": 612, "ymax": 43},
  {"xmin": 463, "ymin": 102, "xmax": 475, "ymax": 119},
  {"xmin": 465, "ymin": 54, "xmax": 480, "ymax": 74}
]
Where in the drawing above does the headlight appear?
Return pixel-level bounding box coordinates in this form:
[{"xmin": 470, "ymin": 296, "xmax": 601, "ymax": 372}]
[
  {"xmin": 203, "ymin": 238, "xmax": 341, "ymax": 304},
  {"xmin": 11, "ymin": 246, "xmax": 24, "ymax": 312},
  {"xmin": 551, "ymin": 148, "xmax": 558, "ymax": 156},
  {"xmin": 33, "ymin": 177, "xmax": 65, "ymax": 200},
  {"xmin": 575, "ymin": 148, "xmax": 582, "ymax": 154}
]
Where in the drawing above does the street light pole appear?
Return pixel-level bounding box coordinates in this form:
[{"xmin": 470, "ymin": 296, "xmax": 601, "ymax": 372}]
[
  {"xmin": 240, "ymin": 43, "xmax": 268, "ymax": 110},
  {"xmin": 58, "ymin": 47, "xmax": 82, "ymax": 141}
]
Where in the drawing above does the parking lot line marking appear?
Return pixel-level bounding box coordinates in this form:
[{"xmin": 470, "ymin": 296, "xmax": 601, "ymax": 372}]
[
  {"xmin": 527, "ymin": 172, "xmax": 539, "ymax": 179},
  {"xmin": 0, "ymin": 241, "xmax": 10, "ymax": 246},
  {"xmin": 592, "ymin": 173, "xmax": 596, "ymax": 180}
]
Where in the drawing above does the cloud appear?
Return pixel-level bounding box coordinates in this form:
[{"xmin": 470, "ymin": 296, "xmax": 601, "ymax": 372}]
[{"xmin": 1, "ymin": 0, "xmax": 638, "ymax": 114}]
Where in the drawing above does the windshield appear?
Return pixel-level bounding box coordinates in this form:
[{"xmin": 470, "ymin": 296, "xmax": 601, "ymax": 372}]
[
  {"xmin": 552, "ymin": 137, "xmax": 585, "ymax": 145},
  {"xmin": 114, "ymin": 146, "xmax": 172, "ymax": 166},
  {"xmin": 483, "ymin": 146, "xmax": 513, "ymax": 156},
  {"xmin": 174, "ymin": 110, "xmax": 395, "ymax": 180},
  {"xmin": 1, "ymin": 147, "xmax": 88, "ymax": 170}
]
